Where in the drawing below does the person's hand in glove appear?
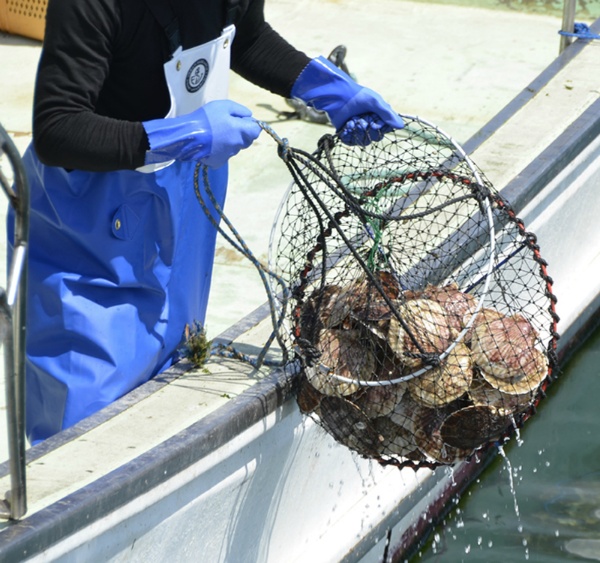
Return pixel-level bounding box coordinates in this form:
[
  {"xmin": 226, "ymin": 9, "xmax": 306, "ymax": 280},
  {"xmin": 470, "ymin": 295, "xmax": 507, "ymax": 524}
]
[
  {"xmin": 290, "ymin": 56, "xmax": 404, "ymax": 146},
  {"xmin": 143, "ymin": 100, "xmax": 262, "ymax": 168}
]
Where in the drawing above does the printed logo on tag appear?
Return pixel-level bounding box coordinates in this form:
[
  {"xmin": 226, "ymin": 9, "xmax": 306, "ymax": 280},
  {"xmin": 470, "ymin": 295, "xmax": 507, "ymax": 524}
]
[{"xmin": 186, "ymin": 59, "xmax": 209, "ymax": 93}]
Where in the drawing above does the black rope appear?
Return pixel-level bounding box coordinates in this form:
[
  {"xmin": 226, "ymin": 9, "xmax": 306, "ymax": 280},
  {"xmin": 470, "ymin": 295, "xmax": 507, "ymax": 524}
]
[{"xmin": 192, "ymin": 163, "xmax": 290, "ymax": 368}]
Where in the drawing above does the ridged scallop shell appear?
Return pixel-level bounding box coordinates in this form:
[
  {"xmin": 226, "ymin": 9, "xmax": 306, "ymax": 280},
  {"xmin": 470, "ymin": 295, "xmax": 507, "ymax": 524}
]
[
  {"xmin": 439, "ymin": 405, "xmax": 513, "ymax": 450},
  {"xmin": 408, "ymin": 342, "xmax": 473, "ymax": 407},
  {"xmin": 464, "ymin": 308, "xmax": 505, "ymax": 344},
  {"xmin": 307, "ymin": 329, "xmax": 376, "ymax": 396},
  {"xmin": 471, "ymin": 314, "xmax": 540, "ymax": 379},
  {"xmin": 306, "ymin": 285, "xmax": 352, "ymax": 330},
  {"xmin": 421, "ymin": 283, "xmax": 478, "ymax": 333},
  {"xmin": 469, "ymin": 375, "xmax": 534, "ymax": 413},
  {"xmin": 331, "ymin": 271, "xmax": 400, "ymax": 324},
  {"xmin": 299, "ymin": 285, "xmax": 344, "ymax": 342},
  {"xmin": 413, "ymin": 405, "xmax": 474, "ymax": 464},
  {"xmin": 353, "ymin": 383, "xmax": 407, "ymax": 418},
  {"xmin": 394, "ymin": 299, "xmax": 454, "ymax": 369},
  {"xmin": 480, "ymin": 346, "xmax": 548, "ymax": 394}
]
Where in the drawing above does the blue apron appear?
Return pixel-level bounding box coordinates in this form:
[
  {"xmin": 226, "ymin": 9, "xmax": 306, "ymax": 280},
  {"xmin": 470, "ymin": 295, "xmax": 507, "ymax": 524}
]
[{"xmin": 11, "ymin": 25, "xmax": 236, "ymax": 443}]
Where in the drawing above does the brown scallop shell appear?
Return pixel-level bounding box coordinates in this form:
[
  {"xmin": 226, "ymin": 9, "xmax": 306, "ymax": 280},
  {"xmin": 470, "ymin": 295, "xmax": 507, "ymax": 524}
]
[
  {"xmin": 394, "ymin": 299, "xmax": 454, "ymax": 369},
  {"xmin": 319, "ymin": 396, "xmax": 383, "ymax": 456},
  {"xmin": 336, "ymin": 271, "xmax": 400, "ymax": 325},
  {"xmin": 408, "ymin": 342, "xmax": 473, "ymax": 407},
  {"xmin": 479, "ymin": 346, "xmax": 549, "ymax": 394},
  {"xmin": 299, "ymin": 285, "xmax": 345, "ymax": 341},
  {"xmin": 413, "ymin": 405, "xmax": 474, "ymax": 464},
  {"xmin": 421, "ymin": 283, "xmax": 478, "ymax": 333},
  {"xmin": 307, "ymin": 329, "xmax": 376, "ymax": 396},
  {"xmin": 439, "ymin": 405, "xmax": 513, "ymax": 450},
  {"xmin": 388, "ymin": 392, "xmax": 419, "ymax": 432},
  {"xmin": 296, "ymin": 374, "xmax": 325, "ymax": 415},
  {"xmin": 372, "ymin": 416, "xmax": 422, "ymax": 458},
  {"xmin": 471, "ymin": 314, "xmax": 541, "ymax": 379},
  {"xmin": 469, "ymin": 375, "xmax": 534, "ymax": 413},
  {"xmin": 352, "ymin": 382, "xmax": 407, "ymax": 418}
]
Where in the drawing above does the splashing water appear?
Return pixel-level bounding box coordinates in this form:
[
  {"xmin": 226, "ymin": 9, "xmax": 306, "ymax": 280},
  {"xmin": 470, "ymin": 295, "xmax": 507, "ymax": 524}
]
[{"xmin": 498, "ymin": 445, "xmax": 529, "ymax": 560}]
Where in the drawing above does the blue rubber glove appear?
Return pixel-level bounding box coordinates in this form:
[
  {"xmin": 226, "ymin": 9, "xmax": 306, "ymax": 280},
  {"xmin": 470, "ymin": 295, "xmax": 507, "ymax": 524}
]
[
  {"xmin": 143, "ymin": 100, "xmax": 262, "ymax": 168},
  {"xmin": 290, "ymin": 56, "xmax": 404, "ymax": 146}
]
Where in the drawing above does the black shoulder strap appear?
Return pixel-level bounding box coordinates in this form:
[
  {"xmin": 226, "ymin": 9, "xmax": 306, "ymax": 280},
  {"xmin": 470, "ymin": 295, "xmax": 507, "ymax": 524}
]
[{"xmin": 141, "ymin": 0, "xmax": 181, "ymax": 55}]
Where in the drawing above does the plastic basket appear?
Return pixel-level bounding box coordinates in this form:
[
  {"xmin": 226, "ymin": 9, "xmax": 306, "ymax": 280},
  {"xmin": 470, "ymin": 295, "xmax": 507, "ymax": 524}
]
[{"xmin": 0, "ymin": 0, "xmax": 47, "ymax": 41}]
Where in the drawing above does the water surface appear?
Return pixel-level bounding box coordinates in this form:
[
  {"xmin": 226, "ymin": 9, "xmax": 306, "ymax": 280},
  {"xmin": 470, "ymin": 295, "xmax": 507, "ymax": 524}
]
[{"xmin": 415, "ymin": 324, "xmax": 600, "ymax": 561}]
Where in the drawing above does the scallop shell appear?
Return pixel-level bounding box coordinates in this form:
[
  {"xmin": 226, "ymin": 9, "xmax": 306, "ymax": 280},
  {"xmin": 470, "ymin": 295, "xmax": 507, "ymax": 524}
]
[
  {"xmin": 388, "ymin": 393, "xmax": 419, "ymax": 431},
  {"xmin": 408, "ymin": 342, "xmax": 473, "ymax": 407},
  {"xmin": 376, "ymin": 271, "xmax": 402, "ymax": 300},
  {"xmin": 353, "ymin": 383, "xmax": 406, "ymax": 418},
  {"xmin": 469, "ymin": 375, "xmax": 534, "ymax": 413},
  {"xmin": 338, "ymin": 271, "xmax": 401, "ymax": 323},
  {"xmin": 480, "ymin": 347, "xmax": 549, "ymax": 395},
  {"xmin": 387, "ymin": 315, "xmax": 406, "ymax": 362},
  {"xmin": 471, "ymin": 314, "xmax": 540, "ymax": 379},
  {"xmin": 413, "ymin": 405, "xmax": 473, "ymax": 464},
  {"xmin": 372, "ymin": 416, "xmax": 422, "ymax": 458},
  {"xmin": 319, "ymin": 396, "xmax": 383, "ymax": 456},
  {"xmin": 307, "ymin": 329, "xmax": 375, "ymax": 396},
  {"xmin": 296, "ymin": 374, "xmax": 324, "ymax": 415},
  {"xmin": 421, "ymin": 283, "xmax": 478, "ymax": 333},
  {"xmin": 439, "ymin": 405, "xmax": 513, "ymax": 450},
  {"xmin": 464, "ymin": 308, "xmax": 505, "ymax": 344},
  {"xmin": 394, "ymin": 299, "xmax": 454, "ymax": 369}
]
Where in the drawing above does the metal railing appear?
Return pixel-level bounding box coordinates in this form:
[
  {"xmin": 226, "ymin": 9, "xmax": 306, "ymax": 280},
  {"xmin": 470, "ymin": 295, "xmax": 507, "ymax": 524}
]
[
  {"xmin": 560, "ymin": 0, "xmax": 578, "ymax": 52},
  {"xmin": 0, "ymin": 123, "xmax": 29, "ymax": 520}
]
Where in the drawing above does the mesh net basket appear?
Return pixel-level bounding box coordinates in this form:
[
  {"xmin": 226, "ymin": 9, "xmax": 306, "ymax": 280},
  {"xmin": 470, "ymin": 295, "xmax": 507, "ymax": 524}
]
[{"xmin": 268, "ymin": 116, "xmax": 559, "ymax": 469}]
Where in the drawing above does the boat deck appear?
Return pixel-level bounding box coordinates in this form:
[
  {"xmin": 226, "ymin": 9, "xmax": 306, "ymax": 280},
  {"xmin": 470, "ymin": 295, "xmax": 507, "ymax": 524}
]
[{"xmin": 1, "ymin": 1, "xmax": 599, "ymax": 561}]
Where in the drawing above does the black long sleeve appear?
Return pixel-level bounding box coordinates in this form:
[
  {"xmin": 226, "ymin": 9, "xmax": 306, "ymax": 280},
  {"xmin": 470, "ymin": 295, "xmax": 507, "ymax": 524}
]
[{"xmin": 33, "ymin": 0, "xmax": 310, "ymax": 172}]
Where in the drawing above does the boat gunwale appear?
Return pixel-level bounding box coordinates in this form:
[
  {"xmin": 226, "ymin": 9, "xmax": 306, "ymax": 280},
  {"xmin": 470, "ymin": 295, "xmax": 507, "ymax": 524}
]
[{"xmin": 1, "ymin": 22, "xmax": 600, "ymax": 559}]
